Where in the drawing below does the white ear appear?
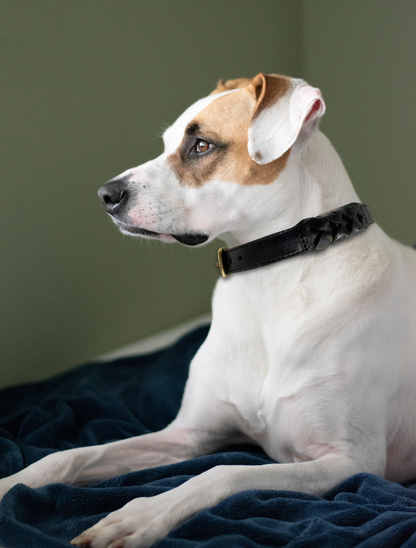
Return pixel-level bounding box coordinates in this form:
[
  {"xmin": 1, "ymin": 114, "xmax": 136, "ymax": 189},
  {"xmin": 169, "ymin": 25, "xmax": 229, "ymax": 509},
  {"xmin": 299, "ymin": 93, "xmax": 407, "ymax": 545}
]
[{"xmin": 248, "ymin": 74, "xmax": 326, "ymax": 165}]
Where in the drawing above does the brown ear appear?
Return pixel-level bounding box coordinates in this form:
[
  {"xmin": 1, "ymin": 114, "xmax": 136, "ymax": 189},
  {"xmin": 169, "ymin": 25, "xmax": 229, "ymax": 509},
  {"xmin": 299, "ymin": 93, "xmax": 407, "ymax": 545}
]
[
  {"xmin": 248, "ymin": 73, "xmax": 325, "ymax": 164},
  {"xmin": 210, "ymin": 77, "xmax": 252, "ymax": 95},
  {"xmin": 250, "ymin": 73, "xmax": 291, "ymax": 118}
]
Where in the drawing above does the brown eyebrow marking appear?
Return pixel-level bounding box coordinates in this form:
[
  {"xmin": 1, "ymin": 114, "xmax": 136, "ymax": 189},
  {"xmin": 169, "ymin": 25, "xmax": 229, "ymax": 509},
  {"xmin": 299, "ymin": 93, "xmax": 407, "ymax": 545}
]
[
  {"xmin": 186, "ymin": 122, "xmax": 200, "ymax": 135},
  {"xmin": 168, "ymin": 78, "xmax": 291, "ymax": 188}
]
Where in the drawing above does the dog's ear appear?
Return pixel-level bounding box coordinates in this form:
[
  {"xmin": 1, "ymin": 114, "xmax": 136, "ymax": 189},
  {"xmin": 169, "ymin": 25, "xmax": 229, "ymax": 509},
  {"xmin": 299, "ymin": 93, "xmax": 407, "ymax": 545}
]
[
  {"xmin": 210, "ymin": 77, "xmax": 252, "ymax": 95},
  {"xmin": 248, "ymin": 74, "xmax": 325, "ymax": 165}
]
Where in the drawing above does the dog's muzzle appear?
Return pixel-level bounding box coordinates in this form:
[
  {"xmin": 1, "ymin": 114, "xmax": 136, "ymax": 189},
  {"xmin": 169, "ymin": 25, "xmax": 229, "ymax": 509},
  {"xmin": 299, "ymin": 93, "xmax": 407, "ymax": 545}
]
[{"xmin": 98, "ymin": 178, "xmax": 209, "ymax": 246}]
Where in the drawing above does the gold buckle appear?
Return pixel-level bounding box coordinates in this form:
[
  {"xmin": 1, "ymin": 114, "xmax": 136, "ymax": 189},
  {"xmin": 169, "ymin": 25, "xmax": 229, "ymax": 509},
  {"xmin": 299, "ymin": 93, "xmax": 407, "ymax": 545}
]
[{"xmin": 216, "ymin": 246, "xmax": 229, "ymax": 278}]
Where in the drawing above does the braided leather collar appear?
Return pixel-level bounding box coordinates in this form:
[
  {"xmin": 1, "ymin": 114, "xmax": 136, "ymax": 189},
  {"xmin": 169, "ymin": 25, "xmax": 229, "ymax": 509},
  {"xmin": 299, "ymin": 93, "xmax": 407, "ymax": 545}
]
[{"xmin": 216, "ymin": 203, "xmax": 374, "ymax": 278}]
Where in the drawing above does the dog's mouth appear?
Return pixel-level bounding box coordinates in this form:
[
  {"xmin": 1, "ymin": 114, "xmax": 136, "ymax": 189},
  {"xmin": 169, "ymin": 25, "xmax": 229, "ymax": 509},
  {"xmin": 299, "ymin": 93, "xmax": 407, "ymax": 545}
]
[
  {"xmin": 171, "ymin": 233, "xmax": 209, "ymax": 246},
  {"xmin": 117, "ymin": 222, "xmax": 209, "ymax": 247}
]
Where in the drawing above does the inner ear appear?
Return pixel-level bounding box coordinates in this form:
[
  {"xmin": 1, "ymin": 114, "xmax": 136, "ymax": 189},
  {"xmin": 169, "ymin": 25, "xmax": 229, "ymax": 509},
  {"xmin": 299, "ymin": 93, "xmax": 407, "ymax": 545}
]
[{"xmin": 304, "ymin": 99, "xmax": 324, "ymax": 124}]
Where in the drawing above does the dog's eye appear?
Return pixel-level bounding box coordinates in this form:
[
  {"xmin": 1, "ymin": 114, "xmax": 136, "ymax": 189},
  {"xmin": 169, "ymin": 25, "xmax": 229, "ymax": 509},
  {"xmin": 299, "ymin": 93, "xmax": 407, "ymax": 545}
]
[{"xmin": 195, "ymin": 140, "xmax": 211, "ymax": 154}]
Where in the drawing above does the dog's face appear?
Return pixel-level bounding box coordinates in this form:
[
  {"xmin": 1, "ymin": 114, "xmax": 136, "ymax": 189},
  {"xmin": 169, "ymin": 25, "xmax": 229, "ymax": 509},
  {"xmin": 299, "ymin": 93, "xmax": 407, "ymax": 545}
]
[{"xmin": 98, "ymin": 74, "xmax": 325, "ymax": 246}]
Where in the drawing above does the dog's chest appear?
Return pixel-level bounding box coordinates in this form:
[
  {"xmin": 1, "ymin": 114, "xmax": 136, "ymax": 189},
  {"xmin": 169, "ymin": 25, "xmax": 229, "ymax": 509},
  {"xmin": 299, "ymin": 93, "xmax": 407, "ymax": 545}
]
[
  {"xmin": 201, "ymin": 272, "xmax": 340, "ymax": 464},
  {"xmin": 220, "ymin": 357, "xmax": 320, "ymax": 463},
  {"xmin": 206, "ymin": 326, "xmax": 318, "ymax": 461}
]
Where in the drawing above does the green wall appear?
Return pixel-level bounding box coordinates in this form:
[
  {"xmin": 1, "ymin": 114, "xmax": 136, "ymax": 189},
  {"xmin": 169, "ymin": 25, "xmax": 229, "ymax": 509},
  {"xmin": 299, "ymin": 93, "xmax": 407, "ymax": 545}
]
[
  {"xmin": 303, "ymin": 0, "xmax": 416, "ymax": 245},
  {"xmin": 0, "ymin": 1, "xmax": 302, "ymax": 388},
  {"xmin": 1, "ymin": 1, "xmax": 414, "ymax": 389}
]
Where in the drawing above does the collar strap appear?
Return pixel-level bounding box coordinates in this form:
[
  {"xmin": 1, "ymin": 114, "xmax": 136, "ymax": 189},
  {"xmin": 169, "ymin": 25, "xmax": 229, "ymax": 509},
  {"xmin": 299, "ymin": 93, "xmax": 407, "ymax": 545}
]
[{"xmin": 216, "ymin": 202, "xmax": 374, "ymax": 278}]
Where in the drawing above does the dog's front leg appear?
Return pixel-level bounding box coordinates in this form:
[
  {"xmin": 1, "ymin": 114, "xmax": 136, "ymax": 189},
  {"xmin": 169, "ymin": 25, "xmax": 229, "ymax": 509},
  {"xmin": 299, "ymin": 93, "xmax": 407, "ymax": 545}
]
[
  {"xmin": 0, "ymin": 423, "xmax": 218, "ymax": 501},
  {"xmin": 71, "ymin": 452, "xmax": 379, "ymax": 548}
]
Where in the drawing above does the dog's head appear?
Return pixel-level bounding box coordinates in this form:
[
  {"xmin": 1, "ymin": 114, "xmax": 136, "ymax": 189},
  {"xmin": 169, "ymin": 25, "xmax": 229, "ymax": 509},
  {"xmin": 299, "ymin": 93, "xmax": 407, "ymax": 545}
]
[{"xmin": 98, "ymin": 74, "xmax": 325, "ymax": 246}]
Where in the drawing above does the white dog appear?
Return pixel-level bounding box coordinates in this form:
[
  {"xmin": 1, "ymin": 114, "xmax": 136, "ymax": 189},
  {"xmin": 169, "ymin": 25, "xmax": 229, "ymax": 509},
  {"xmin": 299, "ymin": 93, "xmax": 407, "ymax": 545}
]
[{"xmin": 1, "ymin": 74, "xmax": 416, "ymax": 548}]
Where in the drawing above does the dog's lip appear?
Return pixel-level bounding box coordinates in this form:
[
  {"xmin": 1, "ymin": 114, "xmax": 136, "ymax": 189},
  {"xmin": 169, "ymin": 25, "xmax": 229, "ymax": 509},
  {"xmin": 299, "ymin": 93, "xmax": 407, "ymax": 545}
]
[
  {"xmin": 116, "ymin": 222, "xmax": 209, "ymax": 246},
  {"xmin": 171, "ymin": 233, "xmax": 209, "ymax": 246},
  {"xmin": 118, "ymin": 223, "xmax": 162, "ymax": 238}
]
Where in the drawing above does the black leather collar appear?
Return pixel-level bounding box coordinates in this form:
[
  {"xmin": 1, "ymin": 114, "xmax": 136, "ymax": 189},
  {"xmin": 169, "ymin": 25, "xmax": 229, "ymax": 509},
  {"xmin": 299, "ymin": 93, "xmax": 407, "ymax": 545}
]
[{"xmin": 216, "ymin": 203, "xmax": 374, "ymax": 278}]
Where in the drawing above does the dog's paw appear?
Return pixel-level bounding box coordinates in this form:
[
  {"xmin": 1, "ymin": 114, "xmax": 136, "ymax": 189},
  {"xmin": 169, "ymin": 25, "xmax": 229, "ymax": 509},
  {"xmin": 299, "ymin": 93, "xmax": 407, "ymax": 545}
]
[{"xmin": 71, "ymin": 495, "xmax": 174, "ymax": 548}]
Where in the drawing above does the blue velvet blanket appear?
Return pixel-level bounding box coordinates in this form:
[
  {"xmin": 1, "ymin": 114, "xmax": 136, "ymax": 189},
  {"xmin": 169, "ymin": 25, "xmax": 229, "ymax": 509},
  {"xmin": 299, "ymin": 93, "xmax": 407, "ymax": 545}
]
[{"xmin": 1, "ymin": 324, "xmax": 416, "ymax": 548}]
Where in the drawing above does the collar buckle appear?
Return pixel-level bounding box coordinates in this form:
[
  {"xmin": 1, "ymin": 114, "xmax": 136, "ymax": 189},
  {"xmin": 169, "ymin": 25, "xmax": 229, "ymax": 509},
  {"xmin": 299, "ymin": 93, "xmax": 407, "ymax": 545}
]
[{"xmin": 216, "ymin": 246, "xmax": 229, "ymax": 278}]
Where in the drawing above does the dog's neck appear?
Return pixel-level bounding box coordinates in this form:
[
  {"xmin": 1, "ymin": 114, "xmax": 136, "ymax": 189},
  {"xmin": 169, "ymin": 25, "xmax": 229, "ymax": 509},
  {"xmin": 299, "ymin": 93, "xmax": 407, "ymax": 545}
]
[{"xmin": 221, "ymin": 131, "xmax": 360, "ymax": 248}]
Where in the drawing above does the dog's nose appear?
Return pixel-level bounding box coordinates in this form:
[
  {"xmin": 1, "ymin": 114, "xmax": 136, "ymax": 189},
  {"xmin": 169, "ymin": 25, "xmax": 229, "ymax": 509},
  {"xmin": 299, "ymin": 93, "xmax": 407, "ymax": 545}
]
[{"xmin": 98, "ymin": 180, "xmax": 128, "ymax": 214}]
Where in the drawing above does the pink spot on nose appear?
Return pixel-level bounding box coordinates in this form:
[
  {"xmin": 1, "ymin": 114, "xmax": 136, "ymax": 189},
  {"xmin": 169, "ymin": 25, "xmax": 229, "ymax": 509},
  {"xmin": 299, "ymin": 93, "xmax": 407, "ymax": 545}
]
[
  {"xmin": 128, "ymin": 205, "xmax": 143, "ymax": 225},
  {"xmin": 128, "ymin": 204, "xmax": 157, "ymax": 231}
]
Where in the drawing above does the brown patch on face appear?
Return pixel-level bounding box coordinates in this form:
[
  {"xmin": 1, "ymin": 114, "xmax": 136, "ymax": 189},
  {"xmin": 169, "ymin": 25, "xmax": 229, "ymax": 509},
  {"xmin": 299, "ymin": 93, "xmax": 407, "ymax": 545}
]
[
  {"xmin": 167, "ymin": 76, "xmax": 291, "ymax": 188},
  {"xmin": 210, "ymin": 77, "xmax": 253, "ymax": 95}
]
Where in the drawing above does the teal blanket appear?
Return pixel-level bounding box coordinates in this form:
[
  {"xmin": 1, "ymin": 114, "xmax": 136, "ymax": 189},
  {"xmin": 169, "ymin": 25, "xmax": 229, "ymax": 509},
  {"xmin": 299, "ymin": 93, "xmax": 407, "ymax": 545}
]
[{"xmin": 1, "ymin": 325, "xmax": 416, "ymax": 547}]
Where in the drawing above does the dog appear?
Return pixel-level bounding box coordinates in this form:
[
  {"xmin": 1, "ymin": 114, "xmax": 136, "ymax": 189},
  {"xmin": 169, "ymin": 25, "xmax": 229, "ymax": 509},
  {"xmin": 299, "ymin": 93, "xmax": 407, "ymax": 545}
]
[{"xmin": 1, "ymin": 73, "xmax": 415, "ymax": 548}]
